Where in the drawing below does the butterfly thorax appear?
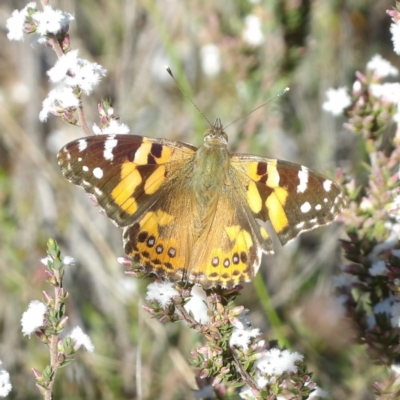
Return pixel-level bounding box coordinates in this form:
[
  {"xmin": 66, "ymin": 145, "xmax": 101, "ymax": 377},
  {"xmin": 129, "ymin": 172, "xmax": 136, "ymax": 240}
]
[{"xmin": 189, "ymin": 119, "xmax": 230, "ymax": 236}]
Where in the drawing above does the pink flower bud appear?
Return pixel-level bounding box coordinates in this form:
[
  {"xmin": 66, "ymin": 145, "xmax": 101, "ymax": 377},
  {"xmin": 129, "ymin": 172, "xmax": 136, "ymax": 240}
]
[
  {"xmin": 88, "ymin": 194, "xmax": 98, "ymax": 205},
  {"xmin": 230, "ymin": 317, "xmax": 244, "ymax": 329},
  {"xmin": 98, "ymin": 103, "xmax": 106, "ymax": 116},
  {"xmin": 32, "ymin": 368, "xmax": 42, "ymax": 379},
  {"xmin": 231, "ymin": 305, "xmax": 245, "ymax": 316},
  {"xmin": 117, "ymin": 257, "xmax": 132, "ymax": 267},
  {"xmin": 36, "ymin": 384, "xmax": 46, "ymax": 395},
  {"xmin": 58, "ymin": 316, "xmax": 69, "ymax": 330},
  {"xmin": 355, "ymin": 71, "xmax": 366, "ymax": 83},
  {"xmin": 44, "ymin": 270, "xmax": 54, "ymax": 280},
  {"xmin": 42, "ymin": 291, "xmax": 53, "ymax": 303},
  {"xmin": 199, "ymin": 369, "xmax": 210, "ymax": 379},
  {"xmin": 212, "ymin": 375, "xmax": 222, "ymax": 386},
  {"xmin": 142, "ymin": 305, "xmax": 155, "ymax": 314}
]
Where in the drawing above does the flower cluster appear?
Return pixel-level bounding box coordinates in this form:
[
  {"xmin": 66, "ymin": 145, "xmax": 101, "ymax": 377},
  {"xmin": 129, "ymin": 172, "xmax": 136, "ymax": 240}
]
[
  {"xmin": 92, "ymin": 101, "xmax": 130, "ymax": 135},
  {"xmin": 142, "ymin": 283, "xmax": 316, "ymax": 399},
  {"xmin": 0, "ymin": 361, "xmax": 12, "ymax": 398},
  {"xmin": 323, "ymin": 6, "xmax": 400, "ymax": 398},
  {"xmin": 23, "ymin": 239, "xmax": 94, "ymax": 397},
  {"xmin": 6, "ymin": 2, "xmax": 110, "ymax": 135},
  {"xmin": 6, "ymin": 3, "xmax": 73, "ymax": 43}
]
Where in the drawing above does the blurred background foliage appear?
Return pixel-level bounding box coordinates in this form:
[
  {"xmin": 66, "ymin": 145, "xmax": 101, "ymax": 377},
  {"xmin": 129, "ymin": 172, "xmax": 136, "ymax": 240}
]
[{"xmin": 0, "ymin": 0, "xmax": 396, "ymax": 399}]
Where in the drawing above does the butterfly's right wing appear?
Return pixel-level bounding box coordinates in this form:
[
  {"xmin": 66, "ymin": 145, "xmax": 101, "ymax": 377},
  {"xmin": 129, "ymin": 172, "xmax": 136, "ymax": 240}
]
[{"xmin": 230, "ymin": 154, "xmax": 345, "ymax": 246}]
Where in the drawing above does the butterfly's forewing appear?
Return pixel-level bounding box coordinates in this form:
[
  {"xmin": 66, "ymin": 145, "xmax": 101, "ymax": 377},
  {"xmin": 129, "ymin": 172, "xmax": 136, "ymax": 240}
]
[
  {"xmin": 57, "ymin": 135, "xmax": 197, "ymax": 227},
  {"xmin": 230, "ymin": 155, "xmax": 345, "ymax": 245}
]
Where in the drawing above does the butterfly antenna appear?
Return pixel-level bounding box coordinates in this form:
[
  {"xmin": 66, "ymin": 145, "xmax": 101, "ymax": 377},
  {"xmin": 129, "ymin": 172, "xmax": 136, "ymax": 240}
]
[
  {"xmin": 224, "ymin": 87, "xmax": 290, "ymax": 130},
  {"xmin": 166, "ymin": 66, "xmax": 213, "ymax": 128}
]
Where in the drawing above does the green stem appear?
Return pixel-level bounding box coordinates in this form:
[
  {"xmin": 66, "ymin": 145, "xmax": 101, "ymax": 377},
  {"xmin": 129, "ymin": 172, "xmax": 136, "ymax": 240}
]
[{"xmin": 253, "ymin": 274, "xmax": 290, "ymax": 348}]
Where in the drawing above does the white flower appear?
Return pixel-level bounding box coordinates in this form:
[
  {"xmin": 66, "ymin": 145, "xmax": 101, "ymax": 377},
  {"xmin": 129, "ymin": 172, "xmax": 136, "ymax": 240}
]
[
  {"xmin": 390, "ymin": 22, "xmax": 400, "ymax": 55},
  {"xmin": 40, "ymin": 256, "xmax": 52, "ymax": 266},
  {"xmin": 332, "ymin": 274, "xmax": 358, "ymax": 288},
  {"xmin": 47, "ymin": 50, "xmax": 106, "ymax": 95},
  {"xmin": 145, "ymin": 282, "xmax": 179, "ymax": 308},
  {"xmin": 243, "ymin": 15, "xmax": 264, "ymax": 46},
  {"xmin": 200, "ymin": 44, "xmax": 221, "ymax": 77},
  {"xmin": 63, "ymin": 256, "xmax": 75, "ymax": 265},
  {"xmin": 371, "ymin": 231, "xmax": 400, "ymax": 258},
  {"xmin": 70, "ymin": 326, "xmax": 94, "ymax": 352},
  {"xmin": 65, "ymin": 60, "xmax": 106, "ymax": 95},
  {"xmin": 369, "ymin": 260, "xmax": 387, "ymax": 276},
  {"xmin": 374, "ymin": 297, "xmax": 395, "ymax": 316},
  {"xmin": 47, "ymin": 50, "xmax": 79, "ymax": 82},
  {"xmin": 308, "ymin": 387, "xmax": 329, "ymax": 399},
  {"xmin": 322, "ymin": 87, "xmax": 351, "ymax": 116},
  {"xmin": 391, "ymin": 302, "xmax": 400, "ymax": 328},
  {"xmin": 21, "ymin": 300, "xmax": 47, "ymax": 336},
  {"xmin": 239, "ymin": 385, "xmax": 257, "ymax": 399},
  {"xmin": 0, "ymin": 361, "xmax": 12, "ymax": 398},
  {"xmin": 33, "ymin": 6, "xmax": 74, "ymax": 36},
  {"xmin": 184, "ymin": 286, "xmax": 209, "ymax": 324},
  {"xmin": 6, "ymin": 2, "xmax": 37, "ymax": 41},
  {"xmin": 369, "ymin": 83, "xmax": 400, "ymax": 104},
  {"xmin": 255, "ymin": 375, "xmax": 268, "ymax": 389},
  {"xmin": 366, "ymin": 54, "xmax": 398, "ymax": 78},
  {"xmin": 39, "ymin": 86, "xmax": 80, "ymax": 122},
  {"xmin": 391, "ymin": 364, "xmax": 400, "ymax": 374},
  {"xmin": 92, "ymin": 119, "xmax": 130, "ymax": 135},
  {"xmin": 256, "ymin": 348, "xmax": 303, "ymax": 376},
  {"xmin": 229, "ymin": 327, "xmax": 260, "ymax": 350}
]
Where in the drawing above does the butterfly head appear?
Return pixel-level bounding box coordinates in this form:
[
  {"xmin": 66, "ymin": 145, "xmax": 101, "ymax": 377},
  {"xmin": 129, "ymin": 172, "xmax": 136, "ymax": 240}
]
[{"xmin": 203, "ymin": 118, "xmax": 228, "ymax": 147}]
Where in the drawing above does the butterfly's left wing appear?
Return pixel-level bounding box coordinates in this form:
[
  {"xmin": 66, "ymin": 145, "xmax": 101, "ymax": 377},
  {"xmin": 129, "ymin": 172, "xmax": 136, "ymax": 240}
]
[
  {"xmin": 57, "ymin": 134, "xmax": 197, "ymax": 227},
  {"xmin": 230, "ymin": 155, "xmax": 345, "ymax": 245}
]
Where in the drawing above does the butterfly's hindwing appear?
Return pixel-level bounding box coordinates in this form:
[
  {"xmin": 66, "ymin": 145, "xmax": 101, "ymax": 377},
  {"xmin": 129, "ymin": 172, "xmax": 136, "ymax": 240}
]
[{"xmin": 122, "ymin": 175, "xmax": 271, "ymax": 288}]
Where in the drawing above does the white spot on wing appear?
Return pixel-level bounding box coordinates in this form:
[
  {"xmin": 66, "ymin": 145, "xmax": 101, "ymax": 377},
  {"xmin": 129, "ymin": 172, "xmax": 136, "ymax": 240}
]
[
  {"xmin": 82, "ymin": 165, "xmax": 89, "ymax": 172},
  {"xmin": 94, "ymin": 187, "xmax": 102, "ymax": 196},
  {"xmin": 323, "ymin": 180, "xmax": 332, "ymax": 192},
  {"xmin": 297, "ymin": 166, "xmax": 309, "ymax": 193},
  {"xmin": 323, "ymin": 198, "xmax": 328, "ymax": 203},
  {"xmin": 93, "ymin": 167, "xmax": 104, "ymax": 179},
  {"xmin": 78, "ymin": 139, "xmax": 87, "ymax": 152},
  {"xmin": 300, "ymin": 202, "xmax": 311, "ymax": 213},
  {"xmin": 315, "ymin": 204, "xmax": 322, "ymax": 210},
  {"xmin": 78, "ymin": 157, "xmax": 82, "ymax": 162},
  {"xmin": 296, "ymin": 222, "xmax": 305, "ymax": 230},
  {"xmin": 104, "ymin": 139, "xmax": 118, "ymax": 160}
]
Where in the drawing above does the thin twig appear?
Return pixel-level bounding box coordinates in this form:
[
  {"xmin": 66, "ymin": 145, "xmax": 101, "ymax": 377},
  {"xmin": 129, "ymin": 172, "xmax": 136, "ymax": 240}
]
[
  {"xmin": 45, "ymin": 269, "xmax": 62, "ymax": 400},
  {"xmin": 77, "ymin": 104, "xmax": 92, "ymax": 136}
]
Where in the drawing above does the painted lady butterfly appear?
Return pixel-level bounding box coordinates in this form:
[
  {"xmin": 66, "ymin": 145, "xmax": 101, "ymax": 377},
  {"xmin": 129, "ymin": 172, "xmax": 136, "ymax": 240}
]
[{"xmin": 58, "ymin": 118, "xmax": 345, "ymax": 288}]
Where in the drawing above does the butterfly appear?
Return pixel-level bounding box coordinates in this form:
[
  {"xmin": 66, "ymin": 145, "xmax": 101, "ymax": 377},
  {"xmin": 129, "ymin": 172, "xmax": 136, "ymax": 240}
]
[{"xmin": 57, "ymin": 118, "xmax": 345, "ymax": 289}]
